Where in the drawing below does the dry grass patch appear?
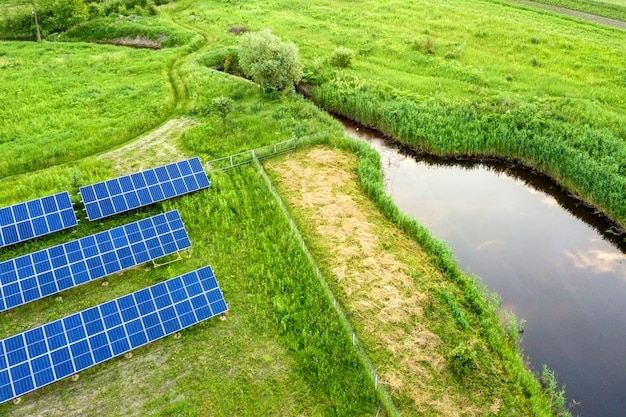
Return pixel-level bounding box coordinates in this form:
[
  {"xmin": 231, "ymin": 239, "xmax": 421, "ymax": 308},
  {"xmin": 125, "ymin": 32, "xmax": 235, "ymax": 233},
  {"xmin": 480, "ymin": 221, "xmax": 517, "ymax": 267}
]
[
  {"xmin": 99, "ymin": 117, "xmax": 196, "ymax": 175},
  {"xmin": 266, "ymin": 147, "xmax": 488, "ymax": 416}
]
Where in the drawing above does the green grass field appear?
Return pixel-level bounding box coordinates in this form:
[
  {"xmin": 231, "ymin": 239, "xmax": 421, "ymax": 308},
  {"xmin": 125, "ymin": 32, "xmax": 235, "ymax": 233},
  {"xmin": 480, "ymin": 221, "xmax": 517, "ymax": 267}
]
[
  {"xmin": 0, "ymin": 167, "xmax": 376, "ymax": 416},
  {"xmin": 0, "ymin": 41, "xmax": 177, "ymax": 179},
  {"xmin": 1, "ymin": 0, "xmax": 624, "ymax": 415}
]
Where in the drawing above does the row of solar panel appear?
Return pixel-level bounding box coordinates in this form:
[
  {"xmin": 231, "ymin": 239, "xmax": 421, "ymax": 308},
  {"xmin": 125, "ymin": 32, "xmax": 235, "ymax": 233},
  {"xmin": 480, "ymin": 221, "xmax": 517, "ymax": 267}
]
[
  {"xmin": 0, "ymin": 158, "xmax": 210, "ymax": 249},
  {"xmin": 79, "ymin": 158, "xmax": 210, "ymax": 221},
  {"xmin": 0, "ymin": 192, "xmax": 77, "ymax": 249},
  {"xmin": 0, "ymin": 266, "xmax": 227, "ymax": 404},
  {"xmin": 0, "ymin": 159, "xmax": 220, "ymax": 404},
  {"xmin": 0, "ymin": 211, "xmax": 190, "ymax": 313}
]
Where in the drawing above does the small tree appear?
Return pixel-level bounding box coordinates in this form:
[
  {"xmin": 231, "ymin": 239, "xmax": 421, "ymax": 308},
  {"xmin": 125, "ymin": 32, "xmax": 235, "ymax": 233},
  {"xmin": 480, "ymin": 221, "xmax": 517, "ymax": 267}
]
[
  {"xmin": 211, "ymin": 96, "xmax": 233, "ymax": 129},
  {"xmin": 38, "ymin": 0, "xmax": 89, "ymax": 32},
  {"xmin": 238, "ymin": 29, "xmax": 302, "ymax": 92}
]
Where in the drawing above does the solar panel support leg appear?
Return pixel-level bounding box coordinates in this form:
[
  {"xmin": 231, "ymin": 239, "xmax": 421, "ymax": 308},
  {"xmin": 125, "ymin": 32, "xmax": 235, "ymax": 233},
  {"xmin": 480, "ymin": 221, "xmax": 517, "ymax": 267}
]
[{"xmin": 220, "ymin": 303, "xmax": 230, "ymax": 320}]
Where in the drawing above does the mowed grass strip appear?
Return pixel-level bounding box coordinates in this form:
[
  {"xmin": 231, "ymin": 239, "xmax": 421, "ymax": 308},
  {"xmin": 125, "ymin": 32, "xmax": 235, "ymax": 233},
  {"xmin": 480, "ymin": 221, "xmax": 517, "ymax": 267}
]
[{"xmin": 266, "ymin": 146, "xmax": 548, "ymax": 416}]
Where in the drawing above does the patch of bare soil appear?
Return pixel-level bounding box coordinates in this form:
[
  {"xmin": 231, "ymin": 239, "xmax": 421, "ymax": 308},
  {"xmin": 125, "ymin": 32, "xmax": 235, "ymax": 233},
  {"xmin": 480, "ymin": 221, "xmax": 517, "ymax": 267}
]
[
  {"xmin": 98, "ymin": 117, "xmax": 196, "ymax": 175},
  {"xmin": 266, "ymin": 148, "xmax": 484, "ymax": 416},
  {"xmin": 510, "ymin": 0, "xmax": 626, "ymax": 29},
  {"xmin": 94, "ymin": 35, "xmax": 167, "ymax": 50},
  {"xmin": 10, "ymin": 344, "xmax": 176, "ymax": 417}
]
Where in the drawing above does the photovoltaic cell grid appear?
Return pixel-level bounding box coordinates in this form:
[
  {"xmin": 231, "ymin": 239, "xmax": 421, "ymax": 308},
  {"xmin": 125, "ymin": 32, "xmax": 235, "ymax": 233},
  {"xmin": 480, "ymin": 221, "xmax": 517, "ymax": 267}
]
[
  {"xmin": 0, "ymin": 210, "xmax": 191, "ymax": 312},
  {"xmin": 0, "ymin": 192, "xmax": 77, "ymax": 249},
  {"xmin": 80, "ymin": 158, "xmax": 210, "ymax": 221},
  {"xmin": 0, "ymin": 265, "xmax": 227, "ymax": 404}
]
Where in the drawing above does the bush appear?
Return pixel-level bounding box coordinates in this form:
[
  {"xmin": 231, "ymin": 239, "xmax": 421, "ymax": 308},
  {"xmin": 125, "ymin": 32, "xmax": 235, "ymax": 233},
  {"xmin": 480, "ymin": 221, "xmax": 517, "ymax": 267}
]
[
  {"xmin": 211, "ymin": 96, "xmax": 233, "ymax": 128},
  {"xmin": 0, "ymin": 11, "xmax": 34, "ymax": 40},
  {"xmin": 302, "ymin": 58, "xmax": 335, "ymax": 86},
  {"xmin": 37, "ymin": 0, "xmax": 90, "ymax": 33},
  {"xmin": 238, "ymin": 29, "xmax": 303, "ymax": 92},
  {"xmin": 444, "ymin": 42, "xmax": 465, "ymax": 59},
  {"xmin": 448, "ymin": 342, "xmax": 478, "ymax": 376},
  {"xmin": 329, "ymin": 47, "xmax": 355, "ymax": 68}
]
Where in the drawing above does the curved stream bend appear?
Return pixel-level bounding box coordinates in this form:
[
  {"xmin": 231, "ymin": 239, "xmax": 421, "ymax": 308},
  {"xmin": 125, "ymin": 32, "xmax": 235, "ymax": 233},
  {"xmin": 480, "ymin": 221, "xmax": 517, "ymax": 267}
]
[{"xmin": 342, "ymin": 120, "xmax": 626, "ymax": 417}]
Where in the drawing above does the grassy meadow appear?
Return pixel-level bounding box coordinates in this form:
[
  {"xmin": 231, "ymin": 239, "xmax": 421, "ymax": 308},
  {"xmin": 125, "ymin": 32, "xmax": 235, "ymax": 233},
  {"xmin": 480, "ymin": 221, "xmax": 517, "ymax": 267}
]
[
  {"xmin": 154, "ymin": 0, "xmax": 626, "ymax": 224},
  {"xmin": 1, "ymin": 0, "xmax": 625, "ymax": 415},
  {"xmin": 0, "ymin": 41, "xmax": 176, "ymax": 179}
]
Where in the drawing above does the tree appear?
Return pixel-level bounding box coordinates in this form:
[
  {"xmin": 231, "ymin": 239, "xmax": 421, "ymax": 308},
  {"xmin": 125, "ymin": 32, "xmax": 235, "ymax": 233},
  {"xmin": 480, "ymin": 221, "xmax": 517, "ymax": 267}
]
[
  {"xmin": 37, "ymin": 0, "xmax": 89, "ymax": 32},
  {"xmin": 211, "ymin": 96, "xmax": 233, "ymax": 130},
  {"xmin": 238, "ymin": 29, "xmax": 303, "ymax": 92}
]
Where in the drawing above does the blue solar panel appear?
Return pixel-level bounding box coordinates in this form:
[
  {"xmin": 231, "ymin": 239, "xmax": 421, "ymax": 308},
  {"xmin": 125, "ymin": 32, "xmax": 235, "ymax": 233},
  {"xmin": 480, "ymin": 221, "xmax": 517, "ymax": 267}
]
[
  {"xmin": 0, "ymin": 265, "xmax": 227, "ymax": 404},
  {"xmin": 0, "ymin": 211, "xmax": 191, "ymax": 312},
  {"xmin": 0, "ymin": 192, "xmax": 77, "ymax": 248},
  {"xmin": 80, "ymin": 158, "xmax": 210, "ymax": 221}
]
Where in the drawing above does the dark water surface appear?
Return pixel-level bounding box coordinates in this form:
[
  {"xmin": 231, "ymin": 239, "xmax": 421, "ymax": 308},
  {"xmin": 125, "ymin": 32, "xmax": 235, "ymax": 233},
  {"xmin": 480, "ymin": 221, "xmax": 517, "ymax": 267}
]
[{"xmin": 343, "ymin": 122, "xmax": 626, "ymax": 417}]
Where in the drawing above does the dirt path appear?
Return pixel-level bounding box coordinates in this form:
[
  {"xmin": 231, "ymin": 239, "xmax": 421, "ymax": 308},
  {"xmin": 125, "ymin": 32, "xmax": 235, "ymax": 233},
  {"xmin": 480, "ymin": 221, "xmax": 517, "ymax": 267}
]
[
  {"xmin": 509, "ymin": 0, "xmax": 626, "ymax": 29},
  {"xmin": 98, "ymin": 117, "xmax": 197, "ymax": 175}
]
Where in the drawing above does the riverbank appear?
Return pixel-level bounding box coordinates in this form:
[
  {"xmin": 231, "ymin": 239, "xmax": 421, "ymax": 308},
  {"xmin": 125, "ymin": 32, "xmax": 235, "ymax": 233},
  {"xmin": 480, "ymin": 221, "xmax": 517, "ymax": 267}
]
[
  {"xmin": 343, "ymin": 121, "xmax": 626, "ymax": 417},
  {"xmin": 265, "ymin": 144, "xmax": 553, "ymax": 416}
]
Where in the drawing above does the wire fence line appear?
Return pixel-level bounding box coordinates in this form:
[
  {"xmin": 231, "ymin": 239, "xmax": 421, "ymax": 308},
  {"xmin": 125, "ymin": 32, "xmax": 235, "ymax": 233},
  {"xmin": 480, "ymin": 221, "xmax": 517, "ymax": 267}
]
[
  {"xmin": 205, "ymin": 131, "xmax": 329, "ymax": 172},
  {"xmin": 251, "ymin": 154, "xmax": 401, "ymax": 417}
]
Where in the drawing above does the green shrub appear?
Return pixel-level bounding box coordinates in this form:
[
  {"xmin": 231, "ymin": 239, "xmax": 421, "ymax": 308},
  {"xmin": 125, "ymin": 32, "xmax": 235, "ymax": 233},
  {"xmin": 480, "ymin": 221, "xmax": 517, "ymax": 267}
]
[
  {"xmin": 448, "ymin": 342, "xmax": 478, "ymax": 376},
  {"xmin": 444, "ymin": 42, "xmax": 465, "ymax": 59},
  {"xmin": 211, "ymin": 96, "xmax": 233, "ymax": 128},
  {"xmin": 424, "ymin": 37, "xmax": 436, "ymax": 54},
  {"xmin": 302, "ymin": 58, "xmax": 335, "ymax": 86},
  {"xmin": 198, "ymin": 47, "xmax": 243, "ymax": 75},
  {"xmin": 0, "ymin": 10, "xmax": 34, "ymax": 40},
  {"xmin": 329, "ymin": 47, "xmax": 355, "ymax": 68},
  {"xmin": 238, "ymin": 29, "xmax": 303, "ymax": 92}
]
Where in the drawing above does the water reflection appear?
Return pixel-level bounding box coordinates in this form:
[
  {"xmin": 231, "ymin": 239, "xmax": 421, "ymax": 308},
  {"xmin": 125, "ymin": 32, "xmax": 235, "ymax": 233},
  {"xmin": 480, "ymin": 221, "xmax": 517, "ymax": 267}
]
[
  {"xmin": 343, "ymin": 121, "xmax": 626, "ymax": 417},
  {"xmin": 564, "ymin": 248, "xmax": 626, "ymax": 280}
]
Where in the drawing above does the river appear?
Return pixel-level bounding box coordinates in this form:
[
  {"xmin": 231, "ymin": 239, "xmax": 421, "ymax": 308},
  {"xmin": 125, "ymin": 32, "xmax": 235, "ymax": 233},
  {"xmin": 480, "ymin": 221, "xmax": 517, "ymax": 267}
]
[{"xmin": 343, "ymin": 121, "xmax": 626, "ymax": 417}]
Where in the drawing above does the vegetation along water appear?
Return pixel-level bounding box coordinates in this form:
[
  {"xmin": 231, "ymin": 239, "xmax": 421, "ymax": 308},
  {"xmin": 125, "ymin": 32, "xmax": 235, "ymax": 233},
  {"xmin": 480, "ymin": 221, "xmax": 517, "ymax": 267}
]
[
  {"xmin": 1, "ymin": 0, "xmax": 625, "ymax": 416},
  {"xmin": 345, "ymin": 121, "xmax": 626, "ymax": 417}
]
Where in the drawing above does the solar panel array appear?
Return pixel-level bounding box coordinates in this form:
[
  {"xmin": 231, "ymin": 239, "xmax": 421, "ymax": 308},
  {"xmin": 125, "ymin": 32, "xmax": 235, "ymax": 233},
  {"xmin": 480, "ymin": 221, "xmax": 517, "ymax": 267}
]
[
  {"xmin": 80, "ymin": 158, "xmax": 210, "ymax": 221},
  {"xmin": 0, "ymin": 265, "xmax": 227, "ymax": 404},
  {"xmin": 0, "ymin": 211, "xmax": 191, "ymax": 312},
  {"xmin": 0, "ymin": 192, "xmax": 77, "ymax": 249}
]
